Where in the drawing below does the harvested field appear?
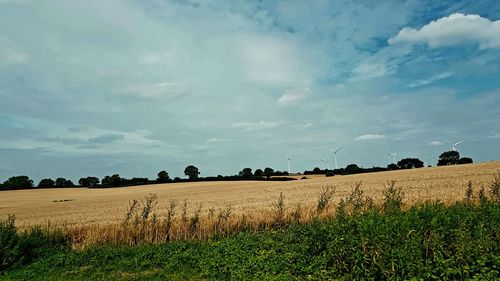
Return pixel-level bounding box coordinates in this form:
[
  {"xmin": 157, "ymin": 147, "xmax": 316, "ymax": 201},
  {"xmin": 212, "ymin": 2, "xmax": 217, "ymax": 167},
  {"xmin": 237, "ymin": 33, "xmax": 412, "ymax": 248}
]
[{"xmin": 1, "ymin": 161, "xmax": 499, "ymax": 228}]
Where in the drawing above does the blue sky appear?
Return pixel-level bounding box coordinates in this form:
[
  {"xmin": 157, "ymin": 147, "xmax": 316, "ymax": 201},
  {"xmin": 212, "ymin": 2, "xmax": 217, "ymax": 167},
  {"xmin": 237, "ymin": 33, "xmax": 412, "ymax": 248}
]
[{"xmin": 1, "ymin": 0, "xmax": 500, "ymax": 182}]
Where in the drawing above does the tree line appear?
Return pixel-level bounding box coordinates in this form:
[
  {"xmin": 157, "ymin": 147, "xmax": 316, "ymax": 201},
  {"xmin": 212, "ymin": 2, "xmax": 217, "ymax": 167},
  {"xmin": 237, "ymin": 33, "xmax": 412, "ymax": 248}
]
[
  {"xmin": 0, "ymin": 165, "xmax": 294, "ymax": 191},
  {"xmin": 304, "ymin": 150, "xmax": 473, "ymax": 176},
  {"xmin": 0, "ymin": 150, "xmax": 474, "ymax": 191}
]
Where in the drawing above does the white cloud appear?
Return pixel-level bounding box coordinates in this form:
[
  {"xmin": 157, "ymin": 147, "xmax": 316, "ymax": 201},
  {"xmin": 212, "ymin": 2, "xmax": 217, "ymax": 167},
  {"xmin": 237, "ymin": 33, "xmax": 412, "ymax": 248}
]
[
  {"xmin": 408, "ymin": 72, "xmax": 452, "ymax": 88},
  {"xmin": 232, "ymin": 120, "xmax": 279, "ymax": 131},
  {"xmin": 206, "ymin": 138, "xmax": 233, "ymax": 143},
  {"xmin": 121, "ymin": 82, "xmax": 189, "ymax": 98},
  {"xmin": 352, "ymin": 62, "xmax": 389, "ymax": 80},
  {"xmin": 278, "ymin": 88, "xmax": 310, "ymax": 105},
  {"xmin": 389, "ymin": 13, "xmax": 500, "ymax": 49},
  {"xmin": 0, "ymin": 36, "xmax": 29, "ymax": 65},
  {"xmin": 238, "ymin": 35, "xmax": 303, "ymax": 84},
  {"xmin": 355, "ymin": 134, "xmax": 385, "ymax": 141},
  {"xmin": 428, "ymin": 141, "xmax": 444, "ymax": 146}
]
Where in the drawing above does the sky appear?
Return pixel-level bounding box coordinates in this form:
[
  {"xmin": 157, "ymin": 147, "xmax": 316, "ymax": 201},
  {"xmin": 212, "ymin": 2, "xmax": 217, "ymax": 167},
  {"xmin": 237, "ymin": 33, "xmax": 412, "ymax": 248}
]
[{"xmin": 1, "ymin": 0, "xmax": 500, "ymax": 182}]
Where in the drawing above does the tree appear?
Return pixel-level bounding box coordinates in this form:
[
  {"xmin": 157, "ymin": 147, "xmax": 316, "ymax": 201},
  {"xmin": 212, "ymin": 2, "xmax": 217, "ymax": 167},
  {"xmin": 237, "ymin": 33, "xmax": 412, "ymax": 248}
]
[
  {"xmin": 345, "ymin": 164, "xmax": 361, "ymax": 174},
  {"xmin": 157, "ymin": 170, "xmax": 170, "ymax": 183},
  {"xmin": 64, "ymin": 180, "xmax": 75, "ymax": 187},
  {"xmin": 397, "ymin": 158, "xmax": 424, "ymax": 169},
  {"xmin": 263, "ymin": 167, "xmax": 274, "ymax": 179},
  {"xmin": 55, "ymin": 178, "xmax": 74, "ymax": 188},
  {"xmin": 184, "ymin": 165, "xmax": 200, "ymax": 180},
  {"xmin": 37, "ymin": 178, "xmax": 55, "ymax": 188},
  {"xmin": 313, "ymin": 167, "xmax": 321, "ymax": 173},
  {"xmin": 387, "ymin": 163, "xmax": 399, "ymax": 170},
  {"xmin": 79, "ymin": 176, "xmax": 100, "ymax": 187},
  {"xmin": 254, "ymin": 169, "xmax": 264, "ymax": 177},
  {"xmin": 437, "ymin": 151, "xmax": 460, "ymax": 166},
  {"xmin": 2, "ymin": 176, "xmax": 33, "ymax": 189},
  {"xmin": 458, "ymin": 157, "xmax": 473, "ymax": 164},
  {"xmin": 55, "ymin": 178, "xmax": 67, "ymax": 188},
  {"xmin": 239, "ymin": 168, "xmax": 253, "ymax": 178},
  {"xmin": 102, "ymin": 174, "xmax": 122, "ymax": 187}
]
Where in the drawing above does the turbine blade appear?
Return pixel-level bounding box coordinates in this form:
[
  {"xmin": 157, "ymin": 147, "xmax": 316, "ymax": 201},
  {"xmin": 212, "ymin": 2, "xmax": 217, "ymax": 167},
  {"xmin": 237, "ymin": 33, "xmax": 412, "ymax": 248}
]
[{"xmin": 335, "ymin": 146, "xmax": 345, "ymax": 153}]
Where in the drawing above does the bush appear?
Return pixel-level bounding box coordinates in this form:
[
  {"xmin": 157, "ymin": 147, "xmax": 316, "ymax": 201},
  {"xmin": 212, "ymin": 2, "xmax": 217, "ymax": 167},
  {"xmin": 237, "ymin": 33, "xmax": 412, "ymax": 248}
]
[{"xmin": 0, "ymin": 215, "xmax": 68, "ymax": 271}]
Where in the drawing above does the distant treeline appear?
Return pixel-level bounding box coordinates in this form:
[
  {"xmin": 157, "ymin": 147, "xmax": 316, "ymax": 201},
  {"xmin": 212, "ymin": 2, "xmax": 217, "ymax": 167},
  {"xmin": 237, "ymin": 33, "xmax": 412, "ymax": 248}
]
[
  {"xmin": 0, "ymin": 150, "xmax": 473, "ymax": 191},
  {"xmin": 0, "ymin": 166, "xmax": 295, "ymax": 191},
  {"xmin": 304, "ymin": 151, "xmax": 473, "ymax": 176}
]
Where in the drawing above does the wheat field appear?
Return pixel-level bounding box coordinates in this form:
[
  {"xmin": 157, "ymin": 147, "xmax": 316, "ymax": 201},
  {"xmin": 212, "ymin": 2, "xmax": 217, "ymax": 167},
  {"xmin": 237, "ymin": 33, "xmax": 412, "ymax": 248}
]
[{"xmin": 1, "ymin": 161, "xmax": 499, "ymax": 229}]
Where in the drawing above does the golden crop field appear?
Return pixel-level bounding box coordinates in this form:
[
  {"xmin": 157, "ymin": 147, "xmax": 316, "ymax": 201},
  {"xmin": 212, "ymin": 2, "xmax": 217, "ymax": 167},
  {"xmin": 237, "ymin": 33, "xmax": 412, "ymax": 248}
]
[{"xmin": 1, "ymin": 161, "xmax": 499, "ymax": 229}]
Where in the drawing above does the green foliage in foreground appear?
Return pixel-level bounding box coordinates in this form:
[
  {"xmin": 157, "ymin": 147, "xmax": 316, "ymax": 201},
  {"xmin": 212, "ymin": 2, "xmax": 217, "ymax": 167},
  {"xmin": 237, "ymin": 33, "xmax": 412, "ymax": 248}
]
[{"xmin": 1, "ymin": 202, "xmax": 499, "ymax": 281}]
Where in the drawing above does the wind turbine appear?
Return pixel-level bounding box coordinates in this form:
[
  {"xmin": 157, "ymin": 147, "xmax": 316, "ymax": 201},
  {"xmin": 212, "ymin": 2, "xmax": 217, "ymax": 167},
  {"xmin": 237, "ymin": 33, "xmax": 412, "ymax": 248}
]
[
  {"xmin": 387, "ymin": 152, "xmax": 397, "ymax": 164},
  {"xmin": 321, "ymin": 159, "xmax": 330, "ymax": 170},
  {"xmin": 446, "ymin": 140, "xmax": 464, "ymax": 152},
  {"xmin": 384, "ymin": 142, "xmax": 397, "ymax": 165},
  {"xmin": 329, "ymin": 146, "xmax": 344, "ymax": 170},
  {"xmin": 286, "ymin": 154, "xmax": 292, "ymax": 174}
]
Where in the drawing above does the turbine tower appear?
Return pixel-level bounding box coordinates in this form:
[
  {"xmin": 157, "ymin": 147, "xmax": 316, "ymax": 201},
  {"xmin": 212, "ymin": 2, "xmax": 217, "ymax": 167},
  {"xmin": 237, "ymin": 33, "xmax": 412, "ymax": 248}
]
[
  {"xmin": 321, "ymin": 159, "xmax": 330, "ymax": 170},
  {"xmin": 446, "ymin": 140, "xmax": 464, "ymax": 152},
  {"xmin": 286, "ymin": 154, "xmax": 292, "ymax": 174},
  {"xmin": 387, "ymin": 152, "xmax": 397, "ymax": 164},
  {"xmin": 329, "ymin": 146, "xmax": 344, "ymax": 170}
]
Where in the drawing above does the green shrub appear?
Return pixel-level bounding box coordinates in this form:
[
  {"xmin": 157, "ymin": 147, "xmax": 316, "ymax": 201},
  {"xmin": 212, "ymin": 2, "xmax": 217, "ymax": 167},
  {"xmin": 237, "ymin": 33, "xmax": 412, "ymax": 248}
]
[{"xmin": 0, "ymin": 215, "xmax": 69, "ymax": 271}]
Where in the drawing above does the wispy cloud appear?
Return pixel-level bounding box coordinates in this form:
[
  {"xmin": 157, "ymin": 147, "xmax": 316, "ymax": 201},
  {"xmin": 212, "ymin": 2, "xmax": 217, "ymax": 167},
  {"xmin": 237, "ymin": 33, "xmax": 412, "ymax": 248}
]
[
  {"xmin": 428, "ymin": 141, "xmax": 444, "ymax": 146},
  {"xmin": 355, "ymin": 134, "xmax": 386, "ymax": 141},
  {"xmin": 120, "ymin": 82, "xmax": 189, "ymax": 98},
  {"xmin": 278, "ymin": 88, "xmax": 310, "ymax": 105},
  {"xmin": 0, "ymin": 36, "xmax": 29, "ymax": 65},
  {"xmin": 232, "ymin": 120, "xmax": 280, "ymax": 131},
  {"xmin": 408, "ymin": 72, "xmax": 452, "ymax": 88},
  {"xmin": 206, "ymin": 138, "xmax": 233, "ymax": 143}
]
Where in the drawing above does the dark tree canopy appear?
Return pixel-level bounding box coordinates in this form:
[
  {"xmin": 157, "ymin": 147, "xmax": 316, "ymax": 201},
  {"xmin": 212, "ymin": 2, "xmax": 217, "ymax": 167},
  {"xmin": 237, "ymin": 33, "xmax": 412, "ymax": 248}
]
[
  {"xmin": 254, "ymin": 169, "xmax": 264, "ymax": 177},
  {"xmin": 458, "ymin": 157, "xmax": 473, "ymax": 164},
  {"xmin": 157, "ymin": 170, "xmax": 170, "ymax": 183},
  {"xmin": 387, "ymin": 163, "xmax": 398, "ymax": 170},
  {"xmin": 313, "ymin": 167, "xmax": 321, "ymax": 173},
  {"xmin": 37, "ymin": 178, "xmax": 55, "ymax": 188},
  {"xmin": 345, "ymin": 164, "xmax": 361, "ymax": 173},
  {"xmin": 101, "ymin": 174, "xmax": 122, "ymax": 187},
  {"xmin": 397, "ymin": 158, "xmax": 424, "ymax": 169},
  {"xmin": 78, "ymin": 176, "xmax": 100, "ymax": 187},
  {"xmin": 55, "ymin": 178, "xmax": 74, "ymax": 188},
  {"xmin": 2, "ymin": 176, "xmax": 33, "ymax": 189},
  {"xmin": 239, "ymin": 168, "xmax": 253, "ymax": 178},
  {"xmin": 184, "ymin": 165, "xmax": 200, "ymax": 180},
  {"xmin": 263, "ymin": 167, "xmax": 274, "ymax": 179},
  {"xmin": 437, "ymin": 151, "xmax": 460, "ymax": 166}
]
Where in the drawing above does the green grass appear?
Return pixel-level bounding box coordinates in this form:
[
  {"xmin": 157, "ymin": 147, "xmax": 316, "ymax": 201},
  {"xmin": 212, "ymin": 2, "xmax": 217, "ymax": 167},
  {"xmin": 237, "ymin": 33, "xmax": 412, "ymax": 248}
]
[{"xmin": 1, "ymin": 201, "xmax": 499, "ymax": 280}]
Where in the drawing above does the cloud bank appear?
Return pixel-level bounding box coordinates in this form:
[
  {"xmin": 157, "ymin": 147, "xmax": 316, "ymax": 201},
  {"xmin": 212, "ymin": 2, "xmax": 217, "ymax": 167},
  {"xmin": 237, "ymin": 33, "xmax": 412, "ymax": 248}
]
[{"xmin": 389, "ymin": 13, "xmax": 500, "ymax": 49}]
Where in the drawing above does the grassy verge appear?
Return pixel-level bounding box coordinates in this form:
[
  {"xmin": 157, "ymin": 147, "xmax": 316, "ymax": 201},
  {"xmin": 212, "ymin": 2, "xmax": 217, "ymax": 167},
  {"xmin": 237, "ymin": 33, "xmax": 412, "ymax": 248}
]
[{"xmin": 2, "ymin": 201, "xmax": 499, "ymax": 280}]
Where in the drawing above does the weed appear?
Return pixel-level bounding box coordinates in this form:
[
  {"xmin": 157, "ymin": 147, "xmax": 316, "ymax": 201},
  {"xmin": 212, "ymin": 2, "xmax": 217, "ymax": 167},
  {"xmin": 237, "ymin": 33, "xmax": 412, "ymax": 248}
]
[
  {"xmin": 164, "ymin": 199, "xmax": 177, "ymax": 242},
  {"xmin": 316, "ymin": 185, "xmax": 335, "ymax": 214},
  {"xmin": 382, "ymin": 181, "xmax": 405, "ymax": 213},
  {"xmin": 273, "ymin": 192, "xmax": 286, "ymax": 225},
  {"xmin": 189, "ymin": 204, "xmax": 202, "ymax": 234},
  {"xmin": 290, "ymin": 202, "xmax": 303, "ymax": 223},
  {"xmin": 465, "ymin": 181, "xmax": 474, "ymax": 203},
  {"xmin": 490, "ymin": 171, "xmax": 500, "ymax": 202}
]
